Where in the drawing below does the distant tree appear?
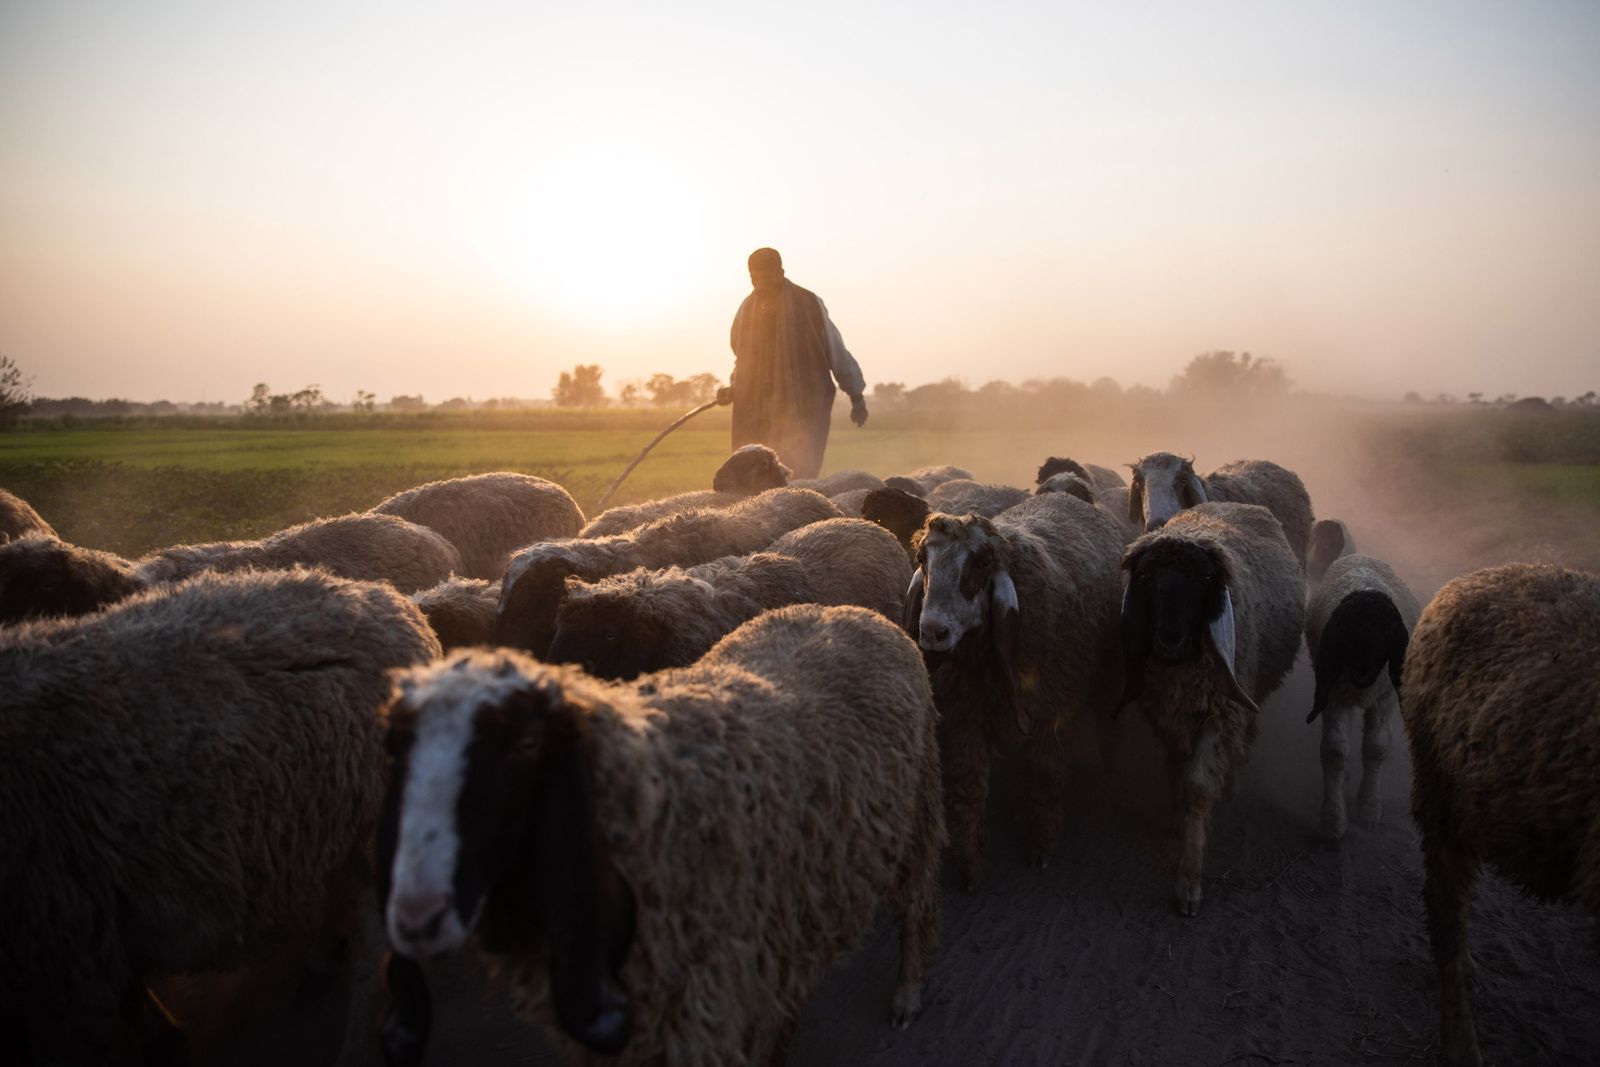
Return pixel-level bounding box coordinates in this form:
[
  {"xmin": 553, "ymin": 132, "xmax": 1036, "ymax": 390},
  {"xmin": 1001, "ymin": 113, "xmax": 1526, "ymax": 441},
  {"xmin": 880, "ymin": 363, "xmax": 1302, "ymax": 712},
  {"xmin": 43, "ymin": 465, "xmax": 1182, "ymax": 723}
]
[
  {"xmin": 1403, "ymin": 391, "xmax": 1422, "ymax": 404},
  {"xmin": 617, "ymin": 381, "xmax": 643, "ymax": 407},
  {"xmin": 1573, "ymin": 391, "xmax": 1596, "ymax": 408},
  {"xmin": 290, "ymin": 385, "xmax": 323, "ymax": 413},
  {"xmin": 438, "ymin": 396, "xmax": 471, "ymax": 410},
  {"xmin": 0, "ymin": 352, "xmax": 33, "ymax": 430},
  {"xmin": 686, "ymin": 373, "xmax": 721, "ymax": 405},
  {"xmin": 1169, "ymin": 351, "xmax": 1289, "ymax": 398},
  {"xmin": 1467, "ymin": 392, "xmax": 1484, "ymax": 405},
  {"xmin": 268, "ymin": 393, "xmax": 293, "ymax": 415},
  {"xmin": 646, "ymin": 373, "xmax": 694, "ymax": 407},
  {"xmin": 872, "ymin": 381, "xmax": 906, "ymax": 404},
  {"xmin": 552, "ymin": 364, "xmax": 606, "ymax": 407},
  {"xmin": 246, "ymin": 382, "xmax": 271, "ymax": 415},
  {"xmin": 389, "ymin": 394, "xmax": 427, "ymax": 412},
  {"xmin": 353, "ymin": 390, "xmax": 377, "ymax": 413}
]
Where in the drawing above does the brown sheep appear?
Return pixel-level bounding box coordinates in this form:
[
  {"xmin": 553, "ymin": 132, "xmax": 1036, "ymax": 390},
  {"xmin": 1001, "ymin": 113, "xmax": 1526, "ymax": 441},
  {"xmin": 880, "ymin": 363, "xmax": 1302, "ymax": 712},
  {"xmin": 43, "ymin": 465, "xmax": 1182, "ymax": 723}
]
[
  {"xmin": 1127, "ymin": 452, "xmax": 1315, "ymax": 569},
  {"xmin": 1035, "ymin": 456, "xmax": 1126, "ymax": 491},
  {"xmin": 862, "ymin": 486, "xmax": 932, "ymax": 562},
  {"xmin": 1, "ymin": 487, "xmax": 56, "ymax": 541},
  {"xmin": 926, "ymin": 479, "xmax": 1031, "ymax": 519},
  {"xmin": 495, "ymin": 488, "xmax": 843, "ymax": 657},
  {"xmin": 580, "ymin": 444, "xmax": 791, "ymax": 538},
  {"xmin": 411, "ymin": 575, "xmax": 500, "ymax": 650},
  {"xmin": 377, "ymin": 605, "xmax": 944, "ymax": 1065},
  {"xmin": 903, "ymin": 465, "xmax": 974, "ymax": 494},
  {"xmin": 372, "ymin": 472, "xmax": 585, "ymax": 579},
  {"xmin": 1400, "ymin": 563, "xmax": 1600, "ymax": 1066},
  {"xmin": 791, "ymin": 469, "xmax": 885, "ymax": 495},
  {"xmin": 0, "ymin": 533, "xmax": 146, "ymax": 625}
]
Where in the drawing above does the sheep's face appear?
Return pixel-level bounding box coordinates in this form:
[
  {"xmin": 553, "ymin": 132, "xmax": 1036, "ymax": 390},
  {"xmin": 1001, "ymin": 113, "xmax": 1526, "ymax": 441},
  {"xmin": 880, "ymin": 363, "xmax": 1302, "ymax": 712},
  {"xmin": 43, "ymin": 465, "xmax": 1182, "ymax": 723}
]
[
  {"xmin": 1307, "ymin": 520, "xmax": 1354, "ymax": 584},
  {"xmin": 711, "ymin": 444, "xmax": 791, "ymax": 495},
  {"xmin": 1034, "ymin": 472, "xmax": 1094, "ymax": 503},
  {"xmin": 380, "ymin": 653, "xmax": 636, "ymax": 1054},
  {"xmin": 0, "ymin": 535, "xmax": 140, "ymax": 624},
  {"xmin": 547, "ymin": 572, "xmax": 696, "ymax": 680},
  {"xmin": 909, "ymin": 514, "xmax": 1014, "ymax": 653},
  {"xmin": 1128, "ymin": 452, "xmax": 1207, "ymax": 533},
  {"xmin": 1035, "ymin": 456, "xmax": 1090, "ymax": 486},
  {"xmin": 862, "ymin": 487, "xmax": 931, "ymax": 555},
  {"xmin": 495, "ymin": 550, "xmax": 580, "ymax": 657}
]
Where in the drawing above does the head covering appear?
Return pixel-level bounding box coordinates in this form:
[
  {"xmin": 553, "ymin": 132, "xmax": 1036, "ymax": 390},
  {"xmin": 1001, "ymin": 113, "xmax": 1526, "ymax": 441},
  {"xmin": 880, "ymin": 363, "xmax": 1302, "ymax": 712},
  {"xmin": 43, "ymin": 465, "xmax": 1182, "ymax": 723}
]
[{"xmin": 748, "ymin": 247, "xmax": 783, "ymax": 271}]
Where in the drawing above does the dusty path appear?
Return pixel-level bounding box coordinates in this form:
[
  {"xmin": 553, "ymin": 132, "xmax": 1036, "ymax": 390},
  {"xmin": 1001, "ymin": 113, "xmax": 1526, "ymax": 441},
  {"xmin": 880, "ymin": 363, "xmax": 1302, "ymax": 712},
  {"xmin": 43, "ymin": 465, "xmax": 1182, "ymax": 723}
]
[{"xmin": 180, "ymin": 656, "xmax": 1600, "ymax": 1066}]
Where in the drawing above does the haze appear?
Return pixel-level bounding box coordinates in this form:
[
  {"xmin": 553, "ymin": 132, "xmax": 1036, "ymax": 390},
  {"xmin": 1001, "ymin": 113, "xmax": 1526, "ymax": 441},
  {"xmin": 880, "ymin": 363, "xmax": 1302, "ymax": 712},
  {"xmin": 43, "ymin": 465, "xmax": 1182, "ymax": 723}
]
[{"xmin": 2, "ymin": 1, "xmax": 1597, "ymax": 404}]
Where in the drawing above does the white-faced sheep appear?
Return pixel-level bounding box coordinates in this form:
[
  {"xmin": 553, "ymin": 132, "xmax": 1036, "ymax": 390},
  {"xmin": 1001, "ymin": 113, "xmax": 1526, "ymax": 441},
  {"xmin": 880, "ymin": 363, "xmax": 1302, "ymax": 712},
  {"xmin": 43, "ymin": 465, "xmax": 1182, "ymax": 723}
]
[
  {"xmin": 904, "ymin": 465, "xmax": 975, "ymax": 494},
  {"xmin": 377, "ymin": 605, "xmax": 945, "ymax": 1066},
  {"xmin": 579, "ymin": 444, "xmax": 792, "ymax": 538},
  {"xmin": 547, "ymin": 517, "xmax": 912, "ymax": 679},
  {"xmin": 905, "ymin": 494, "xmax": 1127, "ymax": 888},
  {"xmin": 1, "ymin": 487, "xmax": 56, "ymax": 540},
  {"xmin": 1400, "ymin": 564, "xmax": 1600, "ymax": 1067},
  {"xmin": 135, "ymin": 512, "xmax": 462, "ymax": 594},
  {"xmin": 1303, "ymin": 553, "xmax": 1419, "ymax": 839},
  {"xmin": 0, "ymin": 533, "xmax": 146, "ymax": 625},
  {"xmin": 0, "ymin": 568, "xmax": 441, "ymax": 1065},
  {"xmin": 1127, "ymin": 452, "xmax": 1315, "ymax": 569},
  {"xmin": 1307, "ymin": 518, "xmax": 1356, "ymax": 585},
  {"xmin": 926, "ymin": 479, "xmax": 1031, "ymax": 519},
  {"xmin": 372, "ymin": 472, "xmax": 584, "ymax": 579},
  {"xmin": 1120, "ymin": 502, "xmax": 1305, "ymax": 916},
  {"xmin": 495, "ymin": 488, "xmax": 843, "ymax": 657},
  {"xmin": 411, "ymin": 575, "xmax": 501, "ymax": 650},
  {"xmin": 1035, "ymin": 456, "xmax": 1126, "ymax": 491}
]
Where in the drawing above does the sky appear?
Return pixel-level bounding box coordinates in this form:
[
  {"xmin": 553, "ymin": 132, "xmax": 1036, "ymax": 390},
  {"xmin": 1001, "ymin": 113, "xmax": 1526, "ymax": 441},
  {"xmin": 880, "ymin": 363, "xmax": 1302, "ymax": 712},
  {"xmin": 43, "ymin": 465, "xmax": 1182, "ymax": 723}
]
[{"xmin": 2, "ymin": 1, "xmax": 1597, "ymax": 405}]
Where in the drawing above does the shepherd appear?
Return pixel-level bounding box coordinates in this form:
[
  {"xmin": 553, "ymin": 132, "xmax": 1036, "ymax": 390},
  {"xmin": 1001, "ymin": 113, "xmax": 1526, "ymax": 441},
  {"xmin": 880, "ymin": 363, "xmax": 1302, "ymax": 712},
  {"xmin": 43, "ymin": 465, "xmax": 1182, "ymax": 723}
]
[{"xmin": 718, "ymin": 247, "xmax": 868, "ymax": 479}]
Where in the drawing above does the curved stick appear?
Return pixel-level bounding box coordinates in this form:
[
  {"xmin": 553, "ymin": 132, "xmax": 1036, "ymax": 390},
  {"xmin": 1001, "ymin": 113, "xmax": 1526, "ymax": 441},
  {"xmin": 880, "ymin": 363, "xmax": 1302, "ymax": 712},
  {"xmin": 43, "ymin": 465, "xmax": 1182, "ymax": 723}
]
[{"xmin": 594, "ymin": 400, "xmax": 723, "ymax": 513}]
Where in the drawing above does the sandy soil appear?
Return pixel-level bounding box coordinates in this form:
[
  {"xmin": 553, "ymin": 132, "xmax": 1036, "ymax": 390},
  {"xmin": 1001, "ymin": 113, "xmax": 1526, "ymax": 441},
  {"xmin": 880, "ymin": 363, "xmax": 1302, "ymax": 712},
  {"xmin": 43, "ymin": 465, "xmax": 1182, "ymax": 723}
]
[{"xmin": 164, "ymin": 653, "xmax": 1600, "ymax": 1067}]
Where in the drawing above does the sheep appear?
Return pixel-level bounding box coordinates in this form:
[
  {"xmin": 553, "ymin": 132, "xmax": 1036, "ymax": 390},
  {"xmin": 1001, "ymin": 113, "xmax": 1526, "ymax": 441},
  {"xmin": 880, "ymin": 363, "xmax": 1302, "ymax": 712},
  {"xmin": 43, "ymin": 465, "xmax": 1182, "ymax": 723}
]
[
  {"xmin": 547, "ymin": 517, "xmax": 912, "ymax": 679},
  {"xmin": 1033, "ymin": 471, "xmax": 1096, "ymax": 503},
  {"xmin": 905, "ymin": 493, "xmax": 1127, "ymax": 888},
  {"xmin": 495, "ymin": 487, "xmax": 843, "ymax": 657},
  {"xmin": 1127, "ymin": 452, "xmax": 1315, "ymax": 569},
  {"xmin": 1307, "ymin": 518, "xmax": 1356, "ymax": 584},
  {"xmin": 883, "ymin": 475, "xmax": 926, "ymax": 495},
  {"xmin": 134, "ymin": 512, "xmax": 462, "ymax": 594},
  {"xmin": 411, "ymin": 575, "xmax": 501, "ymax": 650},
  {"xmin": 791, "ymin": 469, "xmax": 885, "ymax": 495},
  {"xmin": 1035, "ymin": 456, "xmax": 1126, "ymax": 491},
  {"xmin": 1, "ymin": 487, "xmax": 56, "ymax": 540},
  {"xmin": 1036, "ymin": 471, "xmax": 1141, "ymax": 543},
  {"xmin": 1303, "ymin": 554, "xmax": 1420, "ymax": 839},
  {"xmin": 862, "ymin": 486, "xmax": 932, "ymax": 561},
  {"xmin": 0, "ymin": 532, "xmax": 146, "ymax": 625},
  {"xmin": 926, "ymin": 478, "xmax": 1031, "ymax": 519},
  {"xmin": 1400, "ymin": 563, "xmax": 1600, "ymax": 1067},
  {"xmin": 1120, "ymin": 501, "xmax": 1305, "ymax": 916},
  {"xmin": 903, "ymin": 464, "xmax": 974, "ymax": 494},
  {"xmin": 372, "ymin": 472, "xmax": 584, "ymax": 579},
  {"xmin": 830, "ymin": 486, "xmax": 873, "ymax": 516},
  {"xmin": 377, "ymin": 604, "xmax": 945, "ymax": 1066},
  {"xmin": 580, "ymin": 444, "xmax": 791, "ymax": 538},
  {"xmin": 0, "ymin": 567, "xmax": 441, "ymax": 1065}
]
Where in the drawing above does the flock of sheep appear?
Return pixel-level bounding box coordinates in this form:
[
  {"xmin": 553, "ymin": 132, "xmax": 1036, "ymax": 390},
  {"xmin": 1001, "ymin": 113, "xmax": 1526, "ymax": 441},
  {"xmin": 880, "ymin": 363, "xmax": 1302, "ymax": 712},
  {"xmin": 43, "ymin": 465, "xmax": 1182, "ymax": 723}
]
[{"xmin": 0, "ymin": 446, "xmax": 1594, "ymax": 1067}]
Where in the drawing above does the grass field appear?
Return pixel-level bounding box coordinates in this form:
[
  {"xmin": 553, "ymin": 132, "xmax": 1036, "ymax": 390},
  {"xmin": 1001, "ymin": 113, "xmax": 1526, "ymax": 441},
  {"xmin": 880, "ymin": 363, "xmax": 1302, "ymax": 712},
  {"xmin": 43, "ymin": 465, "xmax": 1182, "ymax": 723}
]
[{"xmin": 3, "ymin": 407, "xmax": 1598, "ymax": 569}]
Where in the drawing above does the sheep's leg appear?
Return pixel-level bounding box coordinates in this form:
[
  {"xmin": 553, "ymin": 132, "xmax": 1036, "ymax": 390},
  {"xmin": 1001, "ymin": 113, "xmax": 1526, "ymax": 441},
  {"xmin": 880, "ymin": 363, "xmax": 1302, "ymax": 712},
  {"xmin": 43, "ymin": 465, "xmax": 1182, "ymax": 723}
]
[
  {"xmin": 1355, "ymin": 695, "xmax": 1395, "ymax": 831},
  {"xmin": 889, "ymin": 752, "xmax": 944, "ymax": 1028},
  {"xmin": 1424, "ymin": 833, "xmax": 1481, "ymax": 1067},
  {"xmin": 1319, "ymin": 705, "xmax": 1351, "ymax": 840},
  {"xmin": 380, "ymin": 954, "xmax": 432, "ymax": 1067},
  {"xmin": 333, "ymin": 891, "xmax": 386, "ymax": 1067},
  {"xmin": 1175, "ymin": 725, "xmax": 1225, "ymax": 917},
  {"xmin": 1020, "ymin": 733, "xmax": 1070, "ymax": 869},
  {"xmin": 942, "ymin": 718, "xmax": 992, "ymax": 892}
]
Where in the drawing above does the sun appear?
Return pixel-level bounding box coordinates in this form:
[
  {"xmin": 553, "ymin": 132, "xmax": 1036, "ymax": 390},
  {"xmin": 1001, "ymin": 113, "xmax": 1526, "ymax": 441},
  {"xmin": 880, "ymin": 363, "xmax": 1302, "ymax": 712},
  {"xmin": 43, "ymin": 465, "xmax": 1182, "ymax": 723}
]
[{"xmin": 485, "ymin": 140, "xmax": 722, "ymax": 324}]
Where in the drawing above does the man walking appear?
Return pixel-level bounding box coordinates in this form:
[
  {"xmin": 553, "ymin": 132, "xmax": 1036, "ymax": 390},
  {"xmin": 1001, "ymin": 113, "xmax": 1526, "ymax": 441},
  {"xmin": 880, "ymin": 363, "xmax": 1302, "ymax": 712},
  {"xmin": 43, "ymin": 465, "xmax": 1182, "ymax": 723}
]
[{"xmin": 720, "ymin": 248, "xmax": 867, "ymax": 479}]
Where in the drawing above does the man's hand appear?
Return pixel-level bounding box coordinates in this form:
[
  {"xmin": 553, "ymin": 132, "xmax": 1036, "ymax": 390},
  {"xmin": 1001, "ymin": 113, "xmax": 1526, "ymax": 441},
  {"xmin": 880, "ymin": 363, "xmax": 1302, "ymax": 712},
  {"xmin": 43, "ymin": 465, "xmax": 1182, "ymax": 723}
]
[
  {"xmin": 850, "ymin": 394, "xmax": 869, "ymax": 427},
  {"xmin": 715, "ymin": 386, "xmax": 734, "ymax": 406}
]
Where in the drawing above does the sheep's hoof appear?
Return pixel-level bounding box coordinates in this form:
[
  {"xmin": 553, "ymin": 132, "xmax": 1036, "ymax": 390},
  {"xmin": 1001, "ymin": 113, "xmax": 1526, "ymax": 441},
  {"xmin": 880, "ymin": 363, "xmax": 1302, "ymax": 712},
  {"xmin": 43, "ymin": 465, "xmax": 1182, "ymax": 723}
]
[
  {"xmin": 1357, "ymin": 796, "xmax": 1382, "ymax": 831},
  {"xmin": 1320, "ymin": 806, "xmax": 1348, "ymax": 841},
  {"xmin": 890, "ymin": 985, "xmax": 925, "ymax": 1029},
  {"xmin": 381, "ymin": 1016, "xmax": 427, "ymax": 1067},
  {"xmin": 1174, "ymin": 884, "xmax": 1203, "ymax": 917}
]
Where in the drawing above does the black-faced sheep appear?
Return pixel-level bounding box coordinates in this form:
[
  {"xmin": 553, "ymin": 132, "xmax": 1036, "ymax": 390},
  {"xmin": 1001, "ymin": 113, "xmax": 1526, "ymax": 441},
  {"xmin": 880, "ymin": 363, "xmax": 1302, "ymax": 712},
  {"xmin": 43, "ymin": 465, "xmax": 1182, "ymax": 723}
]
[
  {"xmin": 372, "ymin": 472, "xmax": 584, "ymax": 579},
  {"xmin": 863, "ymin": 486, "xmax": 932, "ymax": 561},
  {"xmin": 905, "ymin": 494, "xmax": 1127, "ymax": 888},
  {"xmin": 1307, "ymin": 518, "xmax": 1356, "ymax": 584},
  {"xmin": 412, "ymin": 575, "xmax": 500, "ymax": 650},
  {"xmin": 135, "ymin": 512, "xmax": 462, "ymax": 593},
  {"xmin": 903, "ymin": 465, "xmax": 975, "ymax": 494},
  {"xmin": 1304, "ymin": 553, "xmax": 1419, "ymax": 839},
  {"xmin": 495, "ymin": 488, "xmax": 843, "ymax": 657},
  {"xmin": 926, "ymin": 479, "xmax": 1031, "ymax": 519},
  {"xmin": 0, "ymin": 533, "xmax": 146, "ymax": 625},
  {"xmin": 1120, "ymin": 502, "xmax": 1305, "ymax": 916},
  {"xmin": 1035, "ymin": 456, "xmax": 1126, "ymax": 491},
  {"xmin": 0, "ymin": 487, "xmax": 56, "ymax": 541},
  {"xmin": 579, "ymin": 444, "xmax": 792, "ymax": 538},
  {"xmin": 1400, "ymin": 563, "xmax": 1600, "ymax": 1067},
  {"xmin": 377, "ymin": 605, "xmax": 945, "ymax": 1066},
  {"xmin": 0, "ymin": 568, "xmax": 441, "ymax": 1064},
  {"xmin": 547, "ymin": 517, "xmax": 912, "ymax": 679},
  {"xmin": 1127, "ymin": 452, "xmax": 1315, "ymax": 569}
]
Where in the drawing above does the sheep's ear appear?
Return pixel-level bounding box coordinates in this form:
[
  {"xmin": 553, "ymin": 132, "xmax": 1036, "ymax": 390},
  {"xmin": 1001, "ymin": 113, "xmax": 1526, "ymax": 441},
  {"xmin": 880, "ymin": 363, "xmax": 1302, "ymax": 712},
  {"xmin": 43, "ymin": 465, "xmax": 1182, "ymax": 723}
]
[
  {"xmin": 902, "ymin": 568, "xmax": 925, "ymax": 638},
  {"xmin": 1181, "ymin": 468, "xmax": 1208, "ymax": 508},
  {"xmin": 1117, "ymin": 571, "xmax": 1150, "ymax": 715},
  {"xmin": 989, "ymin": 571, "xmax": 1026, "ymax": 734},
  {"xmin": 532, "ymin": 712, "xmax": 637, "ymax": 1056},
  {"xmin": 1205, "ymin": 586, "xmax": 1260, "ymax": 716},
  {"xmin": 1127, "ymin": 477, "xmax": 1144, "ymax": 525}
]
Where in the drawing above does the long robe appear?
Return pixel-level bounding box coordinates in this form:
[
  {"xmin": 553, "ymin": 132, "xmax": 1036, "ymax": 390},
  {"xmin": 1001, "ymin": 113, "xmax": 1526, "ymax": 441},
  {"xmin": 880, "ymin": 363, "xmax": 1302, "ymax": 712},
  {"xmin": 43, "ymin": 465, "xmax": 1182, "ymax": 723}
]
[{"xmin": 728, "ymin": 280, "xmax": 864, "ymax": 479}]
